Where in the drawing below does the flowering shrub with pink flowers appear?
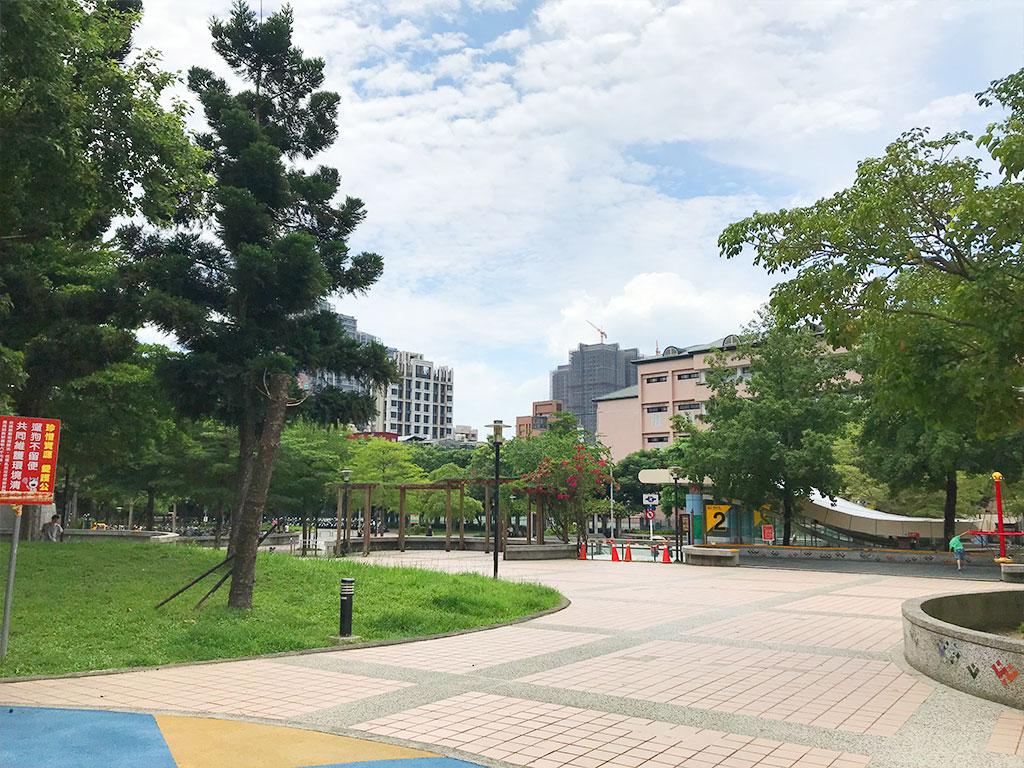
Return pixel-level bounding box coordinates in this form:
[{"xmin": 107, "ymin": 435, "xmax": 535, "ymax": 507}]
[{"xmin": 518, "ymin": 443, "xmax": 618, "ymax": 541}]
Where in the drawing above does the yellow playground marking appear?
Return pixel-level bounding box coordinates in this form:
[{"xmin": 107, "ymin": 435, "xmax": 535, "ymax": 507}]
[{"xmin": 155, "ymin": 715, "xmax": 436, "ymax": 768}]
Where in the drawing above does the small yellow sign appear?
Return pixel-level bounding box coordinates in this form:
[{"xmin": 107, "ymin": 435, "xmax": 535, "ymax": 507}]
[{"xmin": 705, "ymin": 504, "xmax": 730, "ymax": 534}]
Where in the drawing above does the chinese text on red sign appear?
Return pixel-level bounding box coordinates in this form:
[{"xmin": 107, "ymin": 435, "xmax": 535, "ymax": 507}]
[{"xmin": 0, "ymin": 416, "xmax": 61, "ymax": 504}]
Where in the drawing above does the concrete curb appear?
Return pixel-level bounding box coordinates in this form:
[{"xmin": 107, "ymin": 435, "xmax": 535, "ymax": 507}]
[{"xmin": 0, "ymin": 594, "xmax": 570, "ymax": 685}]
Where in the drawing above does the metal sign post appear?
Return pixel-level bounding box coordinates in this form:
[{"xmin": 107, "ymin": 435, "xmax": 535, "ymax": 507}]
[
  {"xmin": 642, "ymin": 494, "xmax": 658, "ymax": 540},
  {"xmin": 1, "ymin": 504, "xmax": 22, "ymax": 659}
]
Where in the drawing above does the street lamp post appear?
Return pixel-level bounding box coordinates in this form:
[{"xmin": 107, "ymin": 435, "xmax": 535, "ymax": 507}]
[
  {"xmin": 338, "ymin": 468, "xmax": 352, "ymax": 557},
  {"xmin": 487, "ymin": 420, "xmax": 506, "ymax": 579},
  {"xmin": 669, "ymin": 466, "xmax": 682, "ymax": 562},
  {"xmin": 608, "ymin": 467, "xmax": 614, "ymax": 538}
]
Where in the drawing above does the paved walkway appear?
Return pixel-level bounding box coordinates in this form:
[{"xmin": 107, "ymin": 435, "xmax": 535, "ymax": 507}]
[{"xmin": 2, "ymin": 553, "xmax": 1023, "ymax": 767}]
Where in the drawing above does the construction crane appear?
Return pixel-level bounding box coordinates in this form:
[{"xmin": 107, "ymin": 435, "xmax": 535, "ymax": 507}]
[{"xmin": 587, "ymin": 320, "xmax": 607, "ymax": 344}]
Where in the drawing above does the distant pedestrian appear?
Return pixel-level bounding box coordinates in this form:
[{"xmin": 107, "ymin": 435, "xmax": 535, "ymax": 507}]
[
  {"xmin": 949, "ymin": 533, "xmax": 971, "ymax": 571},
  {"xmin": 41, "ymin": 515, "xmax": 63, "ymax": 542}
]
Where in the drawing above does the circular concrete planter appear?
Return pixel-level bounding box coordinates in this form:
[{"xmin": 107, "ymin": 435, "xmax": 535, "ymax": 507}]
[{"xmin": 903, "ymin": 590, "xmax": 1024, "ymax": 708}]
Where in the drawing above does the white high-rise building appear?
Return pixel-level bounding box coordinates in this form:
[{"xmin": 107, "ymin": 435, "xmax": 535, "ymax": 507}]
[
  {"xmin": 373, "ymin": 351, "xmax": 454, "ymax": 439},
  {"xmin": 308, "ymin": 313, "xmax": 381, "ymax": 394}
]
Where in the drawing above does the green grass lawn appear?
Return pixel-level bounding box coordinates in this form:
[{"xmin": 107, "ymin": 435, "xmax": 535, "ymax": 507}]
[{"xmin": 0, "ymin": 541, "xmax": 561, "ymax": 678}]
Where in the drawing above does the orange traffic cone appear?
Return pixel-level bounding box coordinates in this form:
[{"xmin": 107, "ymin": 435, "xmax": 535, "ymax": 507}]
[
  {"xmin": 623, "ymin": 541, "xmax": 632, "ymax": 562},
  {"xmin": 661, "ymin": 543, "xmax": 672, "ymax": 563},
  {"xmin": 578, "ymin": 541, "xmax": 587, "ymax": 560},
  {"xmin": 610, "ymin": 540, "xmax": 620, "ymax": 562}
]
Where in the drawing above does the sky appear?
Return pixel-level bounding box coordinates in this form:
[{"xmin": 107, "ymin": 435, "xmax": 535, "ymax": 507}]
[{"xmin": 135, "ymin": 0, "xmax": 1024, "ymax": 433}]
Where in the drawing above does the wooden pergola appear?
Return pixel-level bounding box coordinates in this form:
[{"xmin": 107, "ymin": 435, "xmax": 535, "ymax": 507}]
[
  {"xmin": 330, "ymin": 482, "xmax": 379, "ymax": 557},
  {"xmin": 390, "ymin": 481, "xmax": 465, "ymax": 553},
  {"xmin": 331, "ymin": 478, "xmax": 521, "ymax": 556},
  {"xmin": 509, "ymin": 487, "xmax": 551, "ymax": 545}
]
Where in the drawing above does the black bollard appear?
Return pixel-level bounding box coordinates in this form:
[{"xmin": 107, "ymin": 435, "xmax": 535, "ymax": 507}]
[{"xmin": 339, "ymin": 578, "xmax": 354, "ymax": 637}]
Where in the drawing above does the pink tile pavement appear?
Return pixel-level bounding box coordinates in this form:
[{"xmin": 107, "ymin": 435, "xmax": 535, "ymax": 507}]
[
  {"xmin": 0, "ymin": 659, "xmax": 412, "ymax": 719},
  {"xmin": 685, "ymin": 611, "xmax": 903, "ymax": 652},
  {"xmin": 332, "ymin": 625, "xmax": 604, "ymax": 672},
  {"xmin": 988, "ymin": 710, "xmax": 1024, "ymax": 755},
  {"xmin": 353, "ymin": 692, "xmax": 871, "ymax": 768},
  {"xmin": 518, "ymin": 640, "xmax": 930, "ymax": 735}
]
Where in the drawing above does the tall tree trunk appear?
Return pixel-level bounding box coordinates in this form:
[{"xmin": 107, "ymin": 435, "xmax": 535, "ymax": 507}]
[
  {"xmin": 943, "ymin": 469, "xmax": 958, "ymax": 544},
  {"xmin": 214, "ymin": 501, "xmax": 224, "ymax": 549},
  {"xmin": 228, "ymin": 393, "xmax": 259, "ymax": 557},
  {"xmin": 782, "ymin": 494, "xmax": 793, "ymax": 547},
  {"xmin": 20, "ymin": 505, "xmax": 44, "ymax": 541},
  {"xmin": 228, "ymin": 373, "xmax": 290, "ymax": 610},
  {"xmin": 145, "ymin": 487, "xmax": 155, "ymax": 530},
  {"xmin": 61, "ymin": 466, "xmax": 71, "ymax": 528}
]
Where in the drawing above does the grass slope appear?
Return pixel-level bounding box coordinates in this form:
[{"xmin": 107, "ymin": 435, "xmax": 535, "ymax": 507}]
[{"xmin": 0, "ymin": 541, "xmax": 561, "ymax": 678}]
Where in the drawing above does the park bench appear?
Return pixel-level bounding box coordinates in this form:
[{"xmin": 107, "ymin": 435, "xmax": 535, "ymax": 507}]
[
  {"xmin": 1000, "ymin": 563, "xmax": 1024, "ymax": 583},
  {"xmin": 681, "ymin": 545, "xmax": 739, "ymax": 566}
]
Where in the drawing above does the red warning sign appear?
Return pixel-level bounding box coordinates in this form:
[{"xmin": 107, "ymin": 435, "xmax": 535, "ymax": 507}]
[{"xmin": 0, "ymin": 416, "xmax": 61, "ymax": 504}]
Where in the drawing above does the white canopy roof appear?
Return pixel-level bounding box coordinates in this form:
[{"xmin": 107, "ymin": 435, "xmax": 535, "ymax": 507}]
[{"xmin": 802, "ymin": 490, "xmax": 976, "ymax": 538}]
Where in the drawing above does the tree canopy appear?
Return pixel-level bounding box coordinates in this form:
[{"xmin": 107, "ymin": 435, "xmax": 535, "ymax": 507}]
[
  {"xmin": 719, "ymin": 70, "xmax": 1024, "ymax": 436},
  {"xmin": 0, "ymin": 0, "xmax": 208, "ymax": 419},
  {"xmin": 119, "ymin": 1, "xmax": 394, "ymax": 608},
  {"xmin": 680, "ymin": 315, "xmax": 852, "ymax": 545}
]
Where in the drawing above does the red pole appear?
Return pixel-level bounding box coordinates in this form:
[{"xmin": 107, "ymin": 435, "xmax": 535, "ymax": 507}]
[{"xmin": 994, "ymin": 471, "xmax": 1007, "ymax": 560}]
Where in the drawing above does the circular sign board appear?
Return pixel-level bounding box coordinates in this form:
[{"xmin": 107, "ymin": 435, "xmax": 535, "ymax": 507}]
[{"xmin": 644, "ymin": 509, "xmax": 656, "ymax": 520}]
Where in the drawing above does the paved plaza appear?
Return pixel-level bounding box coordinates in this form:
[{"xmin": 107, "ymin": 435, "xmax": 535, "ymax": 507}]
[{"xmin": 2, "ymin": 553, "xmax": 1023, "ymax": 767}]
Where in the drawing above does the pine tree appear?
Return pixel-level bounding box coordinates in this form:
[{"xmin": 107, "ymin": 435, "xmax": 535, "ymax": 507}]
[{"xmin": 121, "ymin": 1, "xmax": 394, "ymax": 608}]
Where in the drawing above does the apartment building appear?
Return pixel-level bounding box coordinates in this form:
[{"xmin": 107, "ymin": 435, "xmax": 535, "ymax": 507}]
[
  {"xmin": 309, "ymin": 314, "xmax": 381, "ymax": 394},
  {"xmin": 550, "ymin": 343, "xmax": 640, "ymax": 436},
  {"xmin": 373, "ymin": 351, "xmax": 455, "ymax": 439},
  {"xmin": 595, "ymin": 335, "xmax": 749, "ymax": 461},
  {"xmin": 515, "ymin": 400, "xmax": 564, "ymax": 437},
  {"xmin": 453, "ymin": 425, "xmax": 479, "ymax": 443}
]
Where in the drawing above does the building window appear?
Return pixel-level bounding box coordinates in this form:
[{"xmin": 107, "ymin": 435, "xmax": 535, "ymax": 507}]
[
  {"xmin": 415, "ymin": 403, "xmax": 421, "ymax": 411},
  {"xmin": 651, "ymin": 414, "xmax": 663, "ymax": 427},
  {"xmin": 677, "ymin": 403, "xmax": 700, "ymax": 411},
  {"xmin": 645, "ymin": 406, "xmax": 668, "ymax": 413},
  {"xmin": 414, "ymin": 415, "xmax": 420, "ymax": 422},
  {"xmin": 645, "ymin": 375, "xmax": 667, "ymax": 383},
  {"xmin": 647, "ymin": 436, "xmax": 669, "ymax": 443},
  {"xmin": 677, "ymin": 372, "xmax": 699, "ymax": 380}
]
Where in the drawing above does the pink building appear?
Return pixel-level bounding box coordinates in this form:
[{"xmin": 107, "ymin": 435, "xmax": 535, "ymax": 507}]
[
  {"xmin": 515, "ymin": 400, "xmax": 565, "ymax": 437},
  {"xmin": 595, "ymin": 335, "xmax": 749, "ymax": 461}
]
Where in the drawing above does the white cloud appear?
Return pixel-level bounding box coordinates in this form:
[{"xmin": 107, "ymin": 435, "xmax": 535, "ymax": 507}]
[
  {"xmin": 131, "ymin": 0, "xmax": 1024, "ymax": 433},
  {"xmin": 548, "ymin": 273, "xmax": 764, "ymax": 359},
  {"xmin": 907, "ymin": 93, "xmax": 986, "ymax": 132}
]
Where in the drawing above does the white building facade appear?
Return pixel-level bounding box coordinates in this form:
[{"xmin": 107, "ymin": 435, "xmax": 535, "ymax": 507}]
[{"xmin": 373, "ymin": 351, "xmax": 455, "ymax": 439}]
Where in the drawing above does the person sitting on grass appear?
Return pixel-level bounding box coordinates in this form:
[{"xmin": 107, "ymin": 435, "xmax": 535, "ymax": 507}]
[
  {"xmin": 41, "ymin": 514, "xmax": 63, "ymax": 542},
  {"xmin": 949, "ymin": 533, "xmax": 972, "ymax": 571}
]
